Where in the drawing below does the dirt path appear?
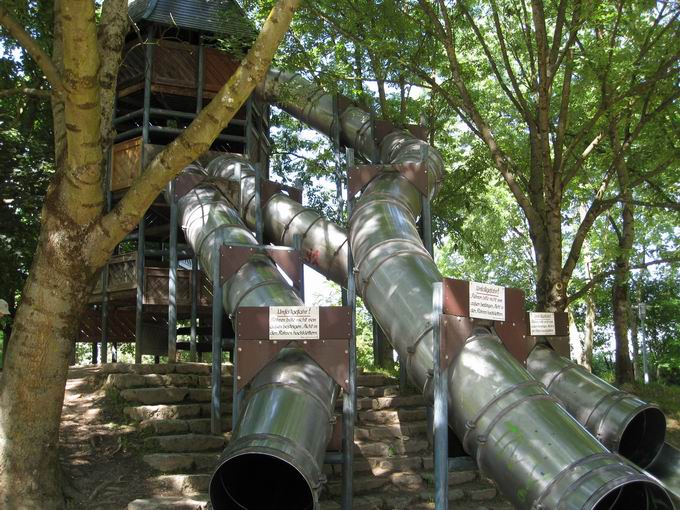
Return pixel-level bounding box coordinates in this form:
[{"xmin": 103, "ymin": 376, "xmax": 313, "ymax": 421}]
[{"xmin": 60, "ymin": 367, "xmax": 155, "ymax": 510}]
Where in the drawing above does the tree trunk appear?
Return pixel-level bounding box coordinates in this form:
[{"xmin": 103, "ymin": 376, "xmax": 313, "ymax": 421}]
[
  {"xmin": 568, "ymin": 309, "xmax": 583, "ymax": 362},
  {"xmin": 0, "ymin": 0, "xmax": 300, "ymax": 506},
  {"xmin": 0, "ymin": 216, "xmax": 96, "ymax": 509},
  {"xmin": 580, "ymin": 204, "xmax": 594, "ymax": 371}
]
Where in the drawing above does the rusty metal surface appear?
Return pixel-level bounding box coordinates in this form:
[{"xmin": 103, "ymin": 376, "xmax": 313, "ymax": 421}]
[
  {"xmin": 266, "ymin": 248, "xmax": 303, "ymax": 290},
  {"xmin": 494, "ymin": 287, "xmax": 528, "ymax": 365},
  {"xmin": 348, "ymin": 162, "xmax": 428, "ymax": 198},
  {"xmin": 219, "ymin": 245, "xmax": 303, "ymax": 290},
  {"xmin": 441, "ymin": 278, "xmax": 528, "ymax": 365},
  {"xmin": 235, "ymin": 306, "xmax": 351, "ymax": 390},
  {"xmin": 440, "ymin": 315, "xmax": 474, "ymax": 371},
  {"xmin": 327, "ymin": 418, "xmax": 343, "ymax": 452},
  {"xmin": 236, "ymin": 306, "xmax": 351, "ymax": 340},
  {"xmin": 261, "ymin": 179, "xmax": 302, "ymax": 206},
  {"xmin": 219, "ymin": 245, "xmax": 258, "ymax": 286},
  {"xmin": 174, "ymin": 173, "xmax": 206, "ymax": 201}
]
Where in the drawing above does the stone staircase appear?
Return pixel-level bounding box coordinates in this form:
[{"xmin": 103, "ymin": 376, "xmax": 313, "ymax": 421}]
[{"xmin": 97, "ymin": 363, "xmax": 509, "ymax": 510}]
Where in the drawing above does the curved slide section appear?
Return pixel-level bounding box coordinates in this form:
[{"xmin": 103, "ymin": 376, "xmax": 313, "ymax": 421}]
[
  {"xmin": 241, "ymin": 69, "xmax": 673, "ymax": 509},
  {"xmin": 173, "ymin": 166, "xmax": 338, "ymax": 509}
]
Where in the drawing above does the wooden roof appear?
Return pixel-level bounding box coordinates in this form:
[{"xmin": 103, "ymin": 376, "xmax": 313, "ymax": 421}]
[{"xmin": 128, "ymin": 0, "xmax": 256, "ymax": 38}]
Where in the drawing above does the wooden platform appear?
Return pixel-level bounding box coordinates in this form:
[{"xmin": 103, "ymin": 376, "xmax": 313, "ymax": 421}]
[{"xmin": 89, "ymin": 252, "xmax": 212, "ymax": 308}]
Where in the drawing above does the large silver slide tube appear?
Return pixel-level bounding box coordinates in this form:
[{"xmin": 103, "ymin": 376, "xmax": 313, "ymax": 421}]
[
  {"xmin": 527, "ymin": 344, "xmax": 666, "ymax": 468},
  {"xmin": 254, "ymin": 70, "xmax": 674, "ymax": 509},
  {"xmin": 176, "ymin": 175, "xmax": 338, "ymax": 510}
]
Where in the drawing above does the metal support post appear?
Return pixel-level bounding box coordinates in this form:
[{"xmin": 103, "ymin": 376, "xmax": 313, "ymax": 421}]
[
  {"xmin": 135, "ymin": 216, "xmax": 146, "ymax": 364},
  {"xmin": 168, "ymin": 180, "xmax": 178, "ymax": 363},
  {"xmin": 341, "ymin": 147, "xmax": 356, "ymax": 510},
  {"xmin": 100, "ymin": 147, "xmax": 112, "ymax": 364},
  {"xmin": 421, "ymin": 143, "xmax": 433, "ymax": 256},
  {"xmin": 196, "ymin": 39, "xmax": 204, "ymax": 114},
  {"xmin": 232, "ymin": 318, "xmax": 245, "ymax": 425},
  {"xmin": 92, "ymin": 338, "xmax": 98, "ymax": 365},
  {"xmin": 211, "ymin": 241, "xmax": 224, "ymax": 435},
  {"xmin": 190, "ymin": 254, "xmax": 199, "ymax": 361},
  {"xmin": 254, "ymin": 163, "xmax": 263, "ymax": 244},
  {"xmin": 432, "ymin": 281, "xmax": 448, "ymax": 508},
  {"xmin": 639, "ymin": 303, "xmax": 649, "ymax": 384},
  {"xmin": 293, "ymin": 234, "xmax": 305, "ymax": 302},
  {"xmin": 142, "ymin": 30, "xmax": 154, "ymax": 145},
  {"xmin": 245, "ymin": 98, "xmax": 253, "ymax": 160},
  {"xmin": 399, "ymin": 354, "xmax": 409, "ymax": 394}
]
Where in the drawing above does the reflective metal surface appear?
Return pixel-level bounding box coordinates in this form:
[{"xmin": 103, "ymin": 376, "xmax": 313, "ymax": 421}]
[
  {"xmin": 206, "ymin": 155, "xmax": 350, "ymax": 287},
  {"xmin": 528, "ymin": 344, "xmax": 667, "ymax": 468},
  {"xmin": 174, "ymin": 171, "xmax": 338, "ymax": 510},
  {"xmin": 257, "ymin": 69, "xmax": 674, "ymax": 509},
  {"xmin": 646, "ymin": 442, "xmax": 680, "ymax": 506}
]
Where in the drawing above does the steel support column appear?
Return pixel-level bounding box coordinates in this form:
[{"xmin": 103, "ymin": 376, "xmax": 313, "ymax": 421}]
[
  {"xmin": 190, "ymin": 253, "xmax": 199, "ymax": 361},
  {"xmin": 135, "ymin": 216, "xmax": 145, "ymax": 364},
  {"xmin": 432, "ymin": 281, "xmax": 448, "ymax": 508},
  {"xmin": 211, "ymin": 240, "xmax": 223, "ymax": 435},
  {"xmin": 341, "ymin": 148, "xmax": 356, "ymax": 510},
  {"xmin": 168, "ymin": 180, "xmax": 178, "ymax": 363}
]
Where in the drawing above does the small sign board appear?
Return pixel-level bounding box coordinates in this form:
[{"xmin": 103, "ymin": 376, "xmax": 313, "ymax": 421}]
[
  {"xmin": 269, "ymin": 306, "xmax": 320, "ymax": 340},
  {"xmin": 469, "ymin": 281, "xmax": 506, "ymax": 321},
  {"xmin": 529, "ymin": 312, "xmax": 557, "ymax": 336}
]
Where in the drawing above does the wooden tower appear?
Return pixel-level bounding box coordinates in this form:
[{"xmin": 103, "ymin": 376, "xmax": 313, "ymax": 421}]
[{"xmin": 80, "ymin": 0, "xmax": 270, "ymax": 364}]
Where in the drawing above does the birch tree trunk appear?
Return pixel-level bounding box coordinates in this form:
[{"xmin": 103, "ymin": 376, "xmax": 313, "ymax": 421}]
[{"xmin": 0, "ymin": 1, "xmax": 299, "ymax": 507}]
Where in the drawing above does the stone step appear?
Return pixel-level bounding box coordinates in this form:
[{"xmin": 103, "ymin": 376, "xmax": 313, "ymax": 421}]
[
  {"xmin": 319, "ymin": 495, "xmax": 383, "ymax": 510},
  {"xmin": 371, "ymin": 394, "xmax": 426, "ymax": 410},
  {"xmin": 144, "ymin": 434, "xmax": 228, "ymax": 453},
  {"xmin": 154, "ymin": 474, "xmax": 211, "ymax": 497},
  {"xmin": 140, "ymin": 417, "xmax": 232, "ymax": 436},
  {"xmin": 359, "ymin": 407, "xmax": 428, "ymax": 425},
  {"xmin": 356, "ymin": 384, "xmax": 399, "ymax": 398},
  {"xmin": 353, "ymin": 454, "xmax": 425, "ymax": 475},
  {"xmin": 124, "ymin": 403, "xmax": 228, "ymax": 421},
  {"xmin": 355, "ymin": 437, "xmax": 430, "ymax": 457},
  {"xmin": 105, "ymin": 373, "xmax": 233, "ymax": 390},
  {"xmin": 127, "ymin": 496, "xmax": 208, "ymax": 510},
  {"xmin": 357, "ymin": 374, "xmax": 397, "ymax": 387},
  {"xmin": 143, "ymin": 453, "xmax": 219, "ymax": 473},
  {"xmin": 355, "ymin": 420, "xmax": 429, "ymax": 441},
  {"xmin": 100, "ymin": 362, "xmax": 231, "ymax": 376},
  {"xmin": 326, "ymin": 472, "xmax": 390, "ymax": 496},
  {"xmin": 120, "ymin": 387, "xmax": 232, "ymax": 405},
  {"xmin": 335, "ymin": 396, "xmax": 374, "ymax": 410}
]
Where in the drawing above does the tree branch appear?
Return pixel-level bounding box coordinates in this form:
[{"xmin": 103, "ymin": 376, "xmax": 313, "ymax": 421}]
[
  {"xmin": 0, "ymin": 5, "xmax": 64, "ymax": 96},
  {"xmin": 568, "ymin": 255, "xmax": 680, "ymax": 303},
  {"xmin": 98, "ymin": 0, "xmax": 129, "ymax": 147},
  {"xmin": 0, "ymin": 87, "xmax": 50, "ymax": 98}
]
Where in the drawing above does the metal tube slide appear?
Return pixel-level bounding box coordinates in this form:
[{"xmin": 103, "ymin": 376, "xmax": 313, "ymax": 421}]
[
  {"xmin": 527, "ymin": 344, "xmax": 666, "ymax": 468},
  {"xmin": 175, "ymin": 171, "xmax": 338, "ymax": 509},
  {"xmin": 227, "ymin": 146, "xmax": 668, "ymax": 475},
  {"xmin": 251, "ymin": 69, "xmax": 674, "ymax": 509}
]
